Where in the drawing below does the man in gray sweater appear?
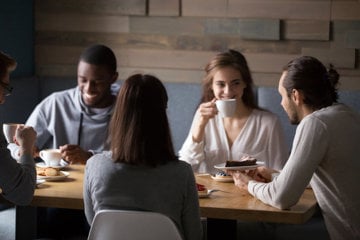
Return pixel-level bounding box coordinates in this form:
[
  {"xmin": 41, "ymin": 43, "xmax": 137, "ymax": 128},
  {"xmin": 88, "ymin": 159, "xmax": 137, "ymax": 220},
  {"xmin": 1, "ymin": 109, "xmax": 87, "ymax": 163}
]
[
  {"xmin": 231, "ymin": 56, "xmax": 360, "ymax": 240},
  {"xmin": 8, "ymin": 44, "xmax": 119, "ymax": 164}
]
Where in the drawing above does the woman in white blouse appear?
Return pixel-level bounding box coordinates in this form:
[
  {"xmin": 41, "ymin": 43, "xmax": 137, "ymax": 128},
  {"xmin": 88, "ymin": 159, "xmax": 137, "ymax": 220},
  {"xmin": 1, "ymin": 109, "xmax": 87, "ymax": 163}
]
[{"xmin": 179, "ymin": 49, "xmax": 288, "ymax": 174}]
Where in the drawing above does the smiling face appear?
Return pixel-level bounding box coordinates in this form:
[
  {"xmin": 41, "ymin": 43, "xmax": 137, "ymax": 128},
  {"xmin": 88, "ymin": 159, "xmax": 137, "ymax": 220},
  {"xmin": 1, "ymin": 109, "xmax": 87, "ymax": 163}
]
[
  {"xmin": 211, "ymin": 67, "xmax": 247, "ymax": 102},
  {"xmin": 278, "ymin": 71, "xmax": 300, "ymax": 125},
  {"xmin": 77, "ymin": 61, "xmax": 117, "ymax": 108}
]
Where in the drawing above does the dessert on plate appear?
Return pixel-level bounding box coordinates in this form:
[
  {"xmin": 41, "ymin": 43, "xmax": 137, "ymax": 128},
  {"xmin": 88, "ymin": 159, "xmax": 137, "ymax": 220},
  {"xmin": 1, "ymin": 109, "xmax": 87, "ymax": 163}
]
[
  {"xmin": 36, "ymin": 166, "xmax": 61, "ymax": 177},
  {"xmin": 225, "ymin": 155, "xmax": 257, "ymax": 167},
  {"xmin": 196, "ymin": 183, "xmax": 208, "ymax": 197}
]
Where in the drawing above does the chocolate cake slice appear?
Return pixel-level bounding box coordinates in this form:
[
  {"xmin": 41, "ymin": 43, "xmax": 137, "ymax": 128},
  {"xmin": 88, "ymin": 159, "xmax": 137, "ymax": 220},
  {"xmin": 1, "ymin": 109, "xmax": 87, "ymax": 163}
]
[{"xmin": 225, "ymin": 156, "xmax": 257, "ymax": 167}]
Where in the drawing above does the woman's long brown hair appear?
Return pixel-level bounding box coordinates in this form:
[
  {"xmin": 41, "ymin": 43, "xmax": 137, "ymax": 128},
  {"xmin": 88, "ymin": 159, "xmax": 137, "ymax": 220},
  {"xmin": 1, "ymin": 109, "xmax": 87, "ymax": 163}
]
[{"xmin": 109, "ymin": 74, "xmax": 177, "ymax": 167}]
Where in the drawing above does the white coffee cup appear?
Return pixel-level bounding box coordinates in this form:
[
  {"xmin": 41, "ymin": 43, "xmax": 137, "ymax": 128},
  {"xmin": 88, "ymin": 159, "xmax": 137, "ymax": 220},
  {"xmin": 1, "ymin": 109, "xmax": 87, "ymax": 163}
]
[
  {"xmin": 39, "ymin": 149, "xmax": 62, "ymax": 167},
  {"xmin": 3, "ymin": 123, "xmax": 24, "ymax": 143},
  {"xmin": 215, "ymin": 99, "xmax": 236, "ymax": 117}
]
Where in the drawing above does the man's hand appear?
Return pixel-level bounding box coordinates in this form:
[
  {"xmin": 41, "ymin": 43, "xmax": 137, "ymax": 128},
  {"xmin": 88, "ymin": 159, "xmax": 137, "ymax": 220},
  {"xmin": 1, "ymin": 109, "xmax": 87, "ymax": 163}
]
[
  {"xmin": 59, "ymin": 144, "xmax": 92, "ymax": 164},
  {"xmin": 228, "ymin": 170, "xmax": 253, "ymax": 191},
  {"xmin": 228, "ymin": 166, "xmax": 279, "ymax": 191}
]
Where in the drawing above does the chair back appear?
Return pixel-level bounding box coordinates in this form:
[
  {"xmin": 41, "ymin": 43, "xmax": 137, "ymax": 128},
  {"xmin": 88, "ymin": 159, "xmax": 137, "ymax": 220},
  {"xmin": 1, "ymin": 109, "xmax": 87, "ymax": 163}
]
[{"xmin": 87, "ymin": 209, "xmax": 183, "ymax": 240}]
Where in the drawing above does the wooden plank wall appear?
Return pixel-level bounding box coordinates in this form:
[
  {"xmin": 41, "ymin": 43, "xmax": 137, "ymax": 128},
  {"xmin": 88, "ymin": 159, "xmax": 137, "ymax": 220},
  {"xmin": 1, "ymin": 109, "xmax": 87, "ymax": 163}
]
[{"xmin": 35, "ymin": 0, "xmax": 360, "ymax": 89}]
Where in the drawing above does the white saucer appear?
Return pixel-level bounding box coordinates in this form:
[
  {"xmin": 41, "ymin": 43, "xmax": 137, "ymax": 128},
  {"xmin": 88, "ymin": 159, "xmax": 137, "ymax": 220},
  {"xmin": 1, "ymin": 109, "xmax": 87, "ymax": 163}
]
[
  {"xmin": 36, "ymin": 160, "xmax": 69, "ymax": 169},
  {"xmin": 36, "ymin": 179, "xmax": 45, "ymax": 186},
  {"xmin": 37, "ymin": 171, "xmax": 70, "ymax": 181}
]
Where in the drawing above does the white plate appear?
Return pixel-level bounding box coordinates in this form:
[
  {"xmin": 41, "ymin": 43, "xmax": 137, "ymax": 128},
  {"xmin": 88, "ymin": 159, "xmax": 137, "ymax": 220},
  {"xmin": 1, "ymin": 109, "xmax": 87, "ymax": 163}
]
[
  {"xmin": 211, "ymin": 175, "xmax": 234, "ymax": 183},
  {"xmin": 214, "ymin": 161, "xmax": 264, "ymax": 171},
  {"xmin": 37, "ymin": 171, "xmax": 70, "ymax": 181},
  {"xmin": 36, "ymin": 160, "xmax": 69, "ymax": 169},
  {"xmin": 36, "ymin": 179, "xmax": 45, "ymax": 185}
]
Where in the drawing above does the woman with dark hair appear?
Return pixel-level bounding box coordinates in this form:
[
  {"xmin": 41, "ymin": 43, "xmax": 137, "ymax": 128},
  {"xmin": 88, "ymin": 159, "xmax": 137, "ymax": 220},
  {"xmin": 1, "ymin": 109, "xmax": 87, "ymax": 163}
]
[
  {"xmin": 179, "ymin": 49, "xmax": 288, "ymax": 174},
  {"xmin": 84, "ymin": 74, "xmax": 202, "ymax": 240}
]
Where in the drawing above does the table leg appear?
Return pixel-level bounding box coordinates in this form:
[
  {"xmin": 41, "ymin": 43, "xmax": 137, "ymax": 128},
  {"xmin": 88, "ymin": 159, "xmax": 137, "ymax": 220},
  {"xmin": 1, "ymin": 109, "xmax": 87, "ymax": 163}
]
[
  {"xmin": 15, "ymin": 205, "xmax": 37, "ymax": 240},
  {"xmin": 207, "ymin": 218, "xmax": 237, "ymax": 240}
]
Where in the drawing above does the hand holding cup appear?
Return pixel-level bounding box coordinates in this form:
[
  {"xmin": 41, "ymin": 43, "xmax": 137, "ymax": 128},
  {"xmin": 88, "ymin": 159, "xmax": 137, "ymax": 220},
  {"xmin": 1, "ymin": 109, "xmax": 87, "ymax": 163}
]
[{"xmin": 3, "ymin": 123, "xmax": 24, "ymax": 143}]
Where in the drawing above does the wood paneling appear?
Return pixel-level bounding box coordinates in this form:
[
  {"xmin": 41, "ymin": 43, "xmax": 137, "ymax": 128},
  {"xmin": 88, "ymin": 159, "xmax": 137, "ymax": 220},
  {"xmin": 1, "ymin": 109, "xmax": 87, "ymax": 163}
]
[
  {"xmin": 130, "ymin": 17, "xmax": 205, "ymax": 35},
  {"xmin": 332, "ymin": 20, "xmax": 360, "ymax": 48},
  {"xmin": 283, "ymin": 20, "xmax": 330, "ymax": 40},
  {"xmin": 182, "ymin": 0, "xmax": 227, "ymax": 17},
  {"xmin": 182, "ymin": 0, "xmax": 331, "ymax": 20},
  {"xmin": 149, "ymin": 0, "xmax": 179, "ymax": 16},
  {"xmin": 205, "ymin": 19, "xmax": 280, "ymax": 40},
  {"xmin": 345, "ymin": 31, "xmax": 360, "ymax": 48},
  {"xmin": 301, "ymin": 47, "xmax": 356, "ymax": 68},
  {"xmin": 34, "ymin": 0, "xmax": 360, "ymax": 89},
  {"xmin": 331, "ymin": 2, "xmax": 360, "ymax": 20},
  {"xmin": 227, "ymin": 1, "xmax": 331, "ymax": 20},
  {"xmin": 35, "ymin": 0, "xmax": 146, "ymax": 15},
  {"xmin": 36, "ymin": 13, "xmax": 129, "ymax": 33}
]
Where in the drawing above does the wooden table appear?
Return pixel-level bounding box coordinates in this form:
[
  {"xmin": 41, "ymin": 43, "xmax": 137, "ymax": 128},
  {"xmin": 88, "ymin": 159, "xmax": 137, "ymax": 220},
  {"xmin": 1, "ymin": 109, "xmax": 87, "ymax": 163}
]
[
  {"xmin": 196, "ymin": 174, "xmax": 318, "ymax": 240},
  {"xmin": 6, "ymin": 165, "xmax": 318, "ymax": 240},
  {"xmin": 196, "ymin": 174, "xmax": 317, "ymax": 224}
]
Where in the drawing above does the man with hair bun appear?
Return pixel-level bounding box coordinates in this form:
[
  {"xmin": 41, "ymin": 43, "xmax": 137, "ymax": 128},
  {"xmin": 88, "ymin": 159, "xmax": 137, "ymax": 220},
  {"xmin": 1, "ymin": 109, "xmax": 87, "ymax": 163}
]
[{"xmin": 230, "ymin": 56, "xmax": 360, "ymax": 240}]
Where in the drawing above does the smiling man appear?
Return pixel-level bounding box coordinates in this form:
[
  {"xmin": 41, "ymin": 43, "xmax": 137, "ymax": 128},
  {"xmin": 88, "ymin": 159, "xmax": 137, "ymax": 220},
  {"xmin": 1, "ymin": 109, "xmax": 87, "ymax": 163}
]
[
  {"xmin": 6, "ymin": 44, "xmax": 119, "ymax": 239},
  {"xmin": 9, "ymin": 44, "xmax": 119, "ymax": 164}
]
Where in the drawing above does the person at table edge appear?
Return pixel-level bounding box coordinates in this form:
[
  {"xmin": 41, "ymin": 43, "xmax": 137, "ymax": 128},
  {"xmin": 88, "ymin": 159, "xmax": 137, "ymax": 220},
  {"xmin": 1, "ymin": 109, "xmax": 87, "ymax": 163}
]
[
  {"xmin": 0, "ymin": 51, "xmax": 37, "ymax": 205},
  {"xmin": 231, "ymin": 56, "xmax": 360, "ymax": 240}
]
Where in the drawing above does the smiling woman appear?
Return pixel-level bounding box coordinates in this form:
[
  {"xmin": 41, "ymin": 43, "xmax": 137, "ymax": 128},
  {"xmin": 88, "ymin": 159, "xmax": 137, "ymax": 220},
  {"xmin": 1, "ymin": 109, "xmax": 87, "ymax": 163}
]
[{"xmin": 179, "ymin": 49, "xmax": 289, "ymax": 175}]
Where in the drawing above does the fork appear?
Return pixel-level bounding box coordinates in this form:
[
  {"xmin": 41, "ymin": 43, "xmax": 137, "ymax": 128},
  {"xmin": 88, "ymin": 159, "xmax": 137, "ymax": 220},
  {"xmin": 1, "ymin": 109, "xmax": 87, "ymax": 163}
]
[{"xmin": 207, "ymin": 189, "xmax": 230, "ymax": 194}]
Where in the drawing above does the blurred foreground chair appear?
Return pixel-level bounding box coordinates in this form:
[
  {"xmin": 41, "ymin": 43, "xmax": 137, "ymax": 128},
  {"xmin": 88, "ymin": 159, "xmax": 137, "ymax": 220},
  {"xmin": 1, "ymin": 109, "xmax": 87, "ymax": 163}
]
[{"xmin": 87, "ymin": 209, "xmax": 183, "ymax": 240}]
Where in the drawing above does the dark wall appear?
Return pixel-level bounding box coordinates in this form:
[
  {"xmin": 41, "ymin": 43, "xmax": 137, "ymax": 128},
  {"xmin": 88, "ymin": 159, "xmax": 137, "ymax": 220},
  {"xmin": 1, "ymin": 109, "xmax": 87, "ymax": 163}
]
[{"xmin": 0, "ymin": 0, "xmax": 34, "ymax": 77}]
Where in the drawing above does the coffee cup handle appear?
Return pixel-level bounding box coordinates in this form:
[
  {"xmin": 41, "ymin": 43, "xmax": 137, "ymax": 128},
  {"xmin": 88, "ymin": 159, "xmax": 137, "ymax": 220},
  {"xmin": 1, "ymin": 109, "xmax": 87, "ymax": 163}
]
[{"xmin": 39, "ymin": 151, "xmax": 44, "ymax": 159}]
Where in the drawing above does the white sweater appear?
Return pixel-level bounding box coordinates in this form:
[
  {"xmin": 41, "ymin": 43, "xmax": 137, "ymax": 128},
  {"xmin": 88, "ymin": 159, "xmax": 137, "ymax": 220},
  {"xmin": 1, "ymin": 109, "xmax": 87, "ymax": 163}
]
[{"xmin": 179, "ymin": 109, "xmax": 289, "ymax": 174}]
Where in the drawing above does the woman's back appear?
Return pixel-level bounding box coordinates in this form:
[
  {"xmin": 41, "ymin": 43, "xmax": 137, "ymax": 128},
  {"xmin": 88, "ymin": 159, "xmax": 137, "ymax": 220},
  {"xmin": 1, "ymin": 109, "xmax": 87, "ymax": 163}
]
[{"xmin": 84, "ymin": 152, "xmax": 202, "ymax": 240}]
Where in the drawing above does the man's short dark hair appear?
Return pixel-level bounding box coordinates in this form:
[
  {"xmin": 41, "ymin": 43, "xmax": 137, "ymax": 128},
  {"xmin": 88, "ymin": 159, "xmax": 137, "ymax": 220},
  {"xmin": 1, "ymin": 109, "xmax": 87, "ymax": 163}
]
[{"xmin": 79, "ymin": 44, "xmax": 117, "ymax": 73}]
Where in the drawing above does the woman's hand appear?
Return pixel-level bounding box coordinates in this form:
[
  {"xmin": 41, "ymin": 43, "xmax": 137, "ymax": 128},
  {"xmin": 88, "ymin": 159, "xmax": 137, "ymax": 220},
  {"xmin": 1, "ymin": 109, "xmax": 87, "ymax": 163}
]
[
  {"xmin": 197, "ymin": 98, "xmax": 218, "ymax": 125},
  {"xmin": 192, "ymin": 99, "xmax": 218, "ymax": 143}
]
